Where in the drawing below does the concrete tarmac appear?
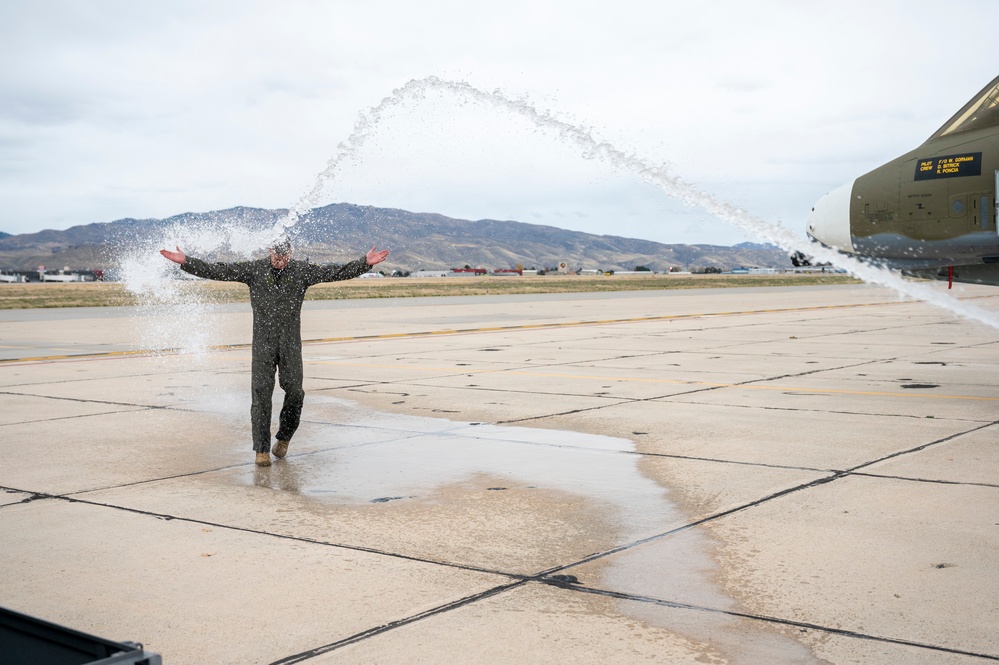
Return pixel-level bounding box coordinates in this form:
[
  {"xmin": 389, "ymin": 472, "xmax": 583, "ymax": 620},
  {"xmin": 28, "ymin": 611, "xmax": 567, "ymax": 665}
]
[{"xmin": 0, "ymin": 283, "xmax": 997, "ymax": 664}]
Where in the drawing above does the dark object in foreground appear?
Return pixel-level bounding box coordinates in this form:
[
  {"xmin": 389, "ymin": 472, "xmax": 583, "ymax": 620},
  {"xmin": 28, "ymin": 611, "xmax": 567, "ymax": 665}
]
[{"xmin": 0, "ymin": 606, "xmax": 162, "ymax": 665}]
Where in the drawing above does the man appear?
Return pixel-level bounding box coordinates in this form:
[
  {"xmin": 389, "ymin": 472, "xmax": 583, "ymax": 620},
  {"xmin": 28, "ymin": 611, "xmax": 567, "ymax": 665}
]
[{"xmin": 160, "ymin": 238, "xmax": 389, "ymax": 466}]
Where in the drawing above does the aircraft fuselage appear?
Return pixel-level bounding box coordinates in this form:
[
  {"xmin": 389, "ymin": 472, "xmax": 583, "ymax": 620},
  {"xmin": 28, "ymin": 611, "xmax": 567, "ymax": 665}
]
[{"xmin": 807, "ymin": 75, "xmax": 999, "ymax": 285}]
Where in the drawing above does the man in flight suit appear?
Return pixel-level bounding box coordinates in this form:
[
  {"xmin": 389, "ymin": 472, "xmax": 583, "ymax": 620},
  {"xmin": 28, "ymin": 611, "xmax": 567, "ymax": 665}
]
[{"xmin": 160, "ymin": 238, "xmax": 390, "ymax": 466}]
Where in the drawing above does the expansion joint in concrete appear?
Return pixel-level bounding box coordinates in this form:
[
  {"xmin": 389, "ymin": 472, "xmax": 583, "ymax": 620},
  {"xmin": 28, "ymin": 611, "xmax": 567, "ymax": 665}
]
[
  {"xmin": 266, "ymin": 580, "xmax": 528, "ymax": 664},
  {"xmin": 540, "ymin": 582, "xmax": 999, "ymax": 662}
]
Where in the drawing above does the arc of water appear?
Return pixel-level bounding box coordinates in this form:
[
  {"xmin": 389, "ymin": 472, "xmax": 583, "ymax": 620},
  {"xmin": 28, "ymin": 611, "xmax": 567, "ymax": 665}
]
[{"xmin": 277, "ymin": 76, "xmax": 999, "ymax": 331}]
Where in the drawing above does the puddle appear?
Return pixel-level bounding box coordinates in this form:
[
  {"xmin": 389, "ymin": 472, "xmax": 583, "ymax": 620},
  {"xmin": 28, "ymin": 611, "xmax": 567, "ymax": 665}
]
[
  {"xmin": 251, "ymin": 398, "xmax": 675, "ymax": 545},
  {"xmin": 238, "ymin": 396, "xmax": 821, "ymax": 661}
]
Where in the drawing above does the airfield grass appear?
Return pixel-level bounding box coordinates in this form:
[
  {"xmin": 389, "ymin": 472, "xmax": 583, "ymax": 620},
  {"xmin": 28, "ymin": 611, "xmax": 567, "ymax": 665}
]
[{"xmin": 0, "ymin": 273, "xmax": 859, "ymax": 309}]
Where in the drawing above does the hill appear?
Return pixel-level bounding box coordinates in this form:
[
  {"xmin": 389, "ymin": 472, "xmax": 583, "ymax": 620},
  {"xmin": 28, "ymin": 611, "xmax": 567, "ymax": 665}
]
[{"xmin": 0, "ymin": 204, "xmax": 790, "ymax": 273}]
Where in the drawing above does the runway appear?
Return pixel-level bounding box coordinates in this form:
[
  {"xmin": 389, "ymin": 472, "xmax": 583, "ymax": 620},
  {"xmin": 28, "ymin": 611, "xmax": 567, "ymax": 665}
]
[{"xmin": 1, "ymin": 283, "xmax": 997, "ymax": 663}]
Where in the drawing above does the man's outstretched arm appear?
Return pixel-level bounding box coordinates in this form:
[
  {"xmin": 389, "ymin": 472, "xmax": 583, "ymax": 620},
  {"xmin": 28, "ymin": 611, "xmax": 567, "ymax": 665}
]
[
  {"xmin": 305, "ymin": 246, "xmax": 391, "ymax": 285},
  {"xmin": 160, "ymin": 246, "xmax": 252, "ymax": 282}
]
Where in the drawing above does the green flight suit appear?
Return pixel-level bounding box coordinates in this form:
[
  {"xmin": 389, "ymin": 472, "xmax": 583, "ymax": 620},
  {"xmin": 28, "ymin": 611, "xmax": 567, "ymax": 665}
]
[{"xmin": 182, "ymin": 255, "xmax": 370, "ymax": 452}]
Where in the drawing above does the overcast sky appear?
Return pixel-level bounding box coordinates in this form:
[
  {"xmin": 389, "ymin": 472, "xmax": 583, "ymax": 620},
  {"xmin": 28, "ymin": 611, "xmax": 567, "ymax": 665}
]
[{"xmin": 2, "ymin": 1, "xmax": 997, "ymax": 246}]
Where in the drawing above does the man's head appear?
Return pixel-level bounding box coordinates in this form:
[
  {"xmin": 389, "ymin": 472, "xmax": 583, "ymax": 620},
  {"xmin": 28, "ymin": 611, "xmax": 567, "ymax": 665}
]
[{"xmin": 268, "ymin": 237, "xmax": 292, "ymax": 269}]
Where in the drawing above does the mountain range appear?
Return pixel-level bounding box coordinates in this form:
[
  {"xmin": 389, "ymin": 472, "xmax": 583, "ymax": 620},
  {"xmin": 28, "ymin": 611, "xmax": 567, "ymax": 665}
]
[{"xmin": 0, "ymin": 204, "xmax": 790, "ymax": 273}]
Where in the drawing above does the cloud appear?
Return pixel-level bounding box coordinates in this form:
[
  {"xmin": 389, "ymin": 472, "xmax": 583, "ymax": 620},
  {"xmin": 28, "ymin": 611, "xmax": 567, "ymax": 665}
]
[{"xmin": 1, "ymin": 0, "xmax": 997, "ymax": 246}]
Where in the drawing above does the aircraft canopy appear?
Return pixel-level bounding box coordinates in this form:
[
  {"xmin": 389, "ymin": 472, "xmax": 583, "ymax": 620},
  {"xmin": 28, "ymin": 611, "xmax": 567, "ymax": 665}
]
[{"xmin": 929, "ymin": 75, "xmax": 999, "ymax": 141}]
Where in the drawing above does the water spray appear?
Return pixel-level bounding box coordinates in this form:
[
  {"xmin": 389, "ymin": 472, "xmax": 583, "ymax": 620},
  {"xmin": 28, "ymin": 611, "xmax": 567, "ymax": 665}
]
[
  {"xmin": 130, "ymin": 76, "xmax": 998, "ymax": 334},
  {"xmin": 270, "ymin": 76, "xmax": 999, "ymax": 331}
]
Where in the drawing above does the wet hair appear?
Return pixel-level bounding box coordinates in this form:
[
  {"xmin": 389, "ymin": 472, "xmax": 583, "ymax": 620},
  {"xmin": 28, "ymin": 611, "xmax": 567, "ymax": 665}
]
[{"xmin": 268, "ymin": 237, "xmax": 292, "ymax": 255}]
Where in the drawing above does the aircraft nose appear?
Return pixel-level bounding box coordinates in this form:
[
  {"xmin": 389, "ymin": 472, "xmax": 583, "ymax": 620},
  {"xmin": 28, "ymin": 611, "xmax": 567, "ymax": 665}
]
[{"xmin": 806, "ymin": 179, "xmax": 855, "ymax": 253}]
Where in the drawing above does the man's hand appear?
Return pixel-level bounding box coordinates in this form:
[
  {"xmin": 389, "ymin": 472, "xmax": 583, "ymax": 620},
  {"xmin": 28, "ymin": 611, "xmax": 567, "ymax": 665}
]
[
  {"xmin": 366, "ymin": 246, "xmax": 389, "ymax": 266},
  {"xmin": 160, "ymin": 246, "xmax": 187, "ymax": 265}
]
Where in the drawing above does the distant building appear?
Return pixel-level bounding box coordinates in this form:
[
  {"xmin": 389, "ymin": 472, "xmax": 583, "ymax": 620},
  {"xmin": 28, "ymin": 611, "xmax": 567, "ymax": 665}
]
[
  {"xmin": 42, "ymin": 271, "xmax": 92, "ymax": 282},
  {"xmin": 730, "ymin": 267, "xmax": 775, "ymax": 274}
]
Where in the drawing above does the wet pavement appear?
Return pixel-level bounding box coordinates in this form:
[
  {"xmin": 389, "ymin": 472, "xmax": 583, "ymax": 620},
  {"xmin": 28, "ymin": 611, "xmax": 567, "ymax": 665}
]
[{"xmin": 0, "ymin": 283, "xmax": 997, "ymax": 664}]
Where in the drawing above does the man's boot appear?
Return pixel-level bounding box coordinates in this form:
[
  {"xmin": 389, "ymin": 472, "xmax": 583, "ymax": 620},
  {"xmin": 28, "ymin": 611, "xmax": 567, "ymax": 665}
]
[
  {"xmin": 256, "ymin": 452, "xmax": 271, "ymax": 467},
  {"xmin": 273, "ymin": 440, "xmax": 290, "ymax": 459}
]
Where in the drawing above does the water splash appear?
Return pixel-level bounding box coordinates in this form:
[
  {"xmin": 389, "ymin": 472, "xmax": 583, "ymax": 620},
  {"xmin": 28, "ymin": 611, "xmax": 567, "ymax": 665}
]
[
  {"xmin": 278, "ymin": 76, "xmax": 999, "ymax": 331},
  {"xmin": 117, "ymin": 215, "xmax": 278, "ymax": 357}
]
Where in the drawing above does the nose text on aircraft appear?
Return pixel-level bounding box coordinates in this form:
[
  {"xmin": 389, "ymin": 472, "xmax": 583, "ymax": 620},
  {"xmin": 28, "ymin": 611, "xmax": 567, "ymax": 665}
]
[{"xmin": 914, "ymin": 152, "xmax": 983, "ymax": 180}]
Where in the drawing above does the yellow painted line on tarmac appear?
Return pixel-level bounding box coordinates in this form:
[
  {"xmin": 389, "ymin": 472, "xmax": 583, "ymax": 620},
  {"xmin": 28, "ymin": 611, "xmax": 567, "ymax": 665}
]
[
  {"xmin": 519, "ymin": 371, "xmax": 999, "ymax": 401},
  {"xmin": 0, "ymin": 296, "xmax": 979, "ymax": 366},
  {"xmin": 301, "ymin": 301, "xmax": 895, "ymax": 345},
  {"xmin": 312, "ymin": 362, "xmax": 999, "ymax": 403},
  {"xmin": 0, "ymin": 348, "xmax": 157, "ymax": 364},
  {"xmin": 728, "ymin": 383, "xmax": 999, "ymax": 401}
]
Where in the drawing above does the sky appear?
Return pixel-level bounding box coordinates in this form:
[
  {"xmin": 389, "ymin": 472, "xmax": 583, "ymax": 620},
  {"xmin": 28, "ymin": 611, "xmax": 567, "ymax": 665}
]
[{"xmin": 2, "ymin": 0, "xmax": 998, "ymax": 246}]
